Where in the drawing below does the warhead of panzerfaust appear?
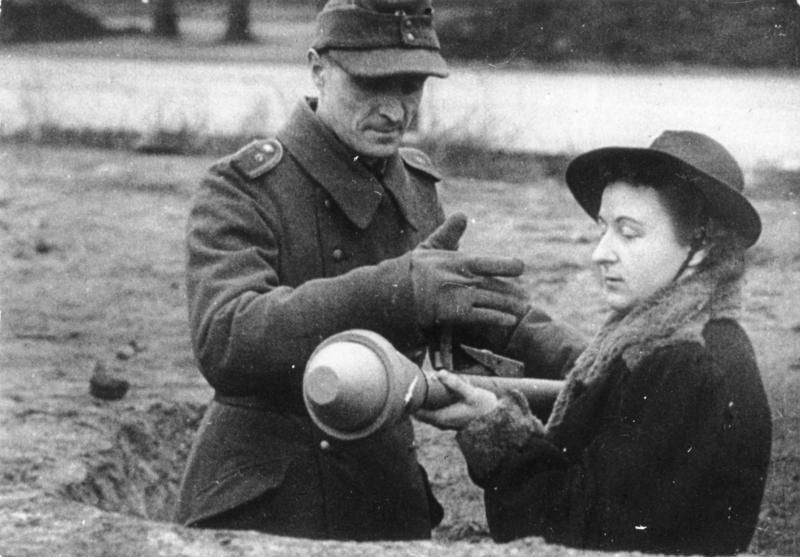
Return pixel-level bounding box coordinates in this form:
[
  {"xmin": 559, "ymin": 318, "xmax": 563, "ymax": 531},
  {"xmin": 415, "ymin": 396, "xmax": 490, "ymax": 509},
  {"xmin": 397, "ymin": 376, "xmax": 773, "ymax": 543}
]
[{"xmin": 303, "ymin": 329, "xmax": 564, "ymax": 441}]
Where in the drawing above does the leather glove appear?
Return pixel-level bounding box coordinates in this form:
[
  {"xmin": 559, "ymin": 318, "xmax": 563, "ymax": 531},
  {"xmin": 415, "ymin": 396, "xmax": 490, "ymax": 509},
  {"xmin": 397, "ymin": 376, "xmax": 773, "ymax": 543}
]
[{"xmin": 411, "ymin": 216, "xmax": 529, "ymax": 329}]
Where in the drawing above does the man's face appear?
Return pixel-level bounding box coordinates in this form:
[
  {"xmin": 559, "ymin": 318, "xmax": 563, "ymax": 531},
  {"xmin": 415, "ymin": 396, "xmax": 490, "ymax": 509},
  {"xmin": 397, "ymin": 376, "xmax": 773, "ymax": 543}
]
[{"xmin": 311, "ymin": 53, "xmax": 427, "ymax": 158}]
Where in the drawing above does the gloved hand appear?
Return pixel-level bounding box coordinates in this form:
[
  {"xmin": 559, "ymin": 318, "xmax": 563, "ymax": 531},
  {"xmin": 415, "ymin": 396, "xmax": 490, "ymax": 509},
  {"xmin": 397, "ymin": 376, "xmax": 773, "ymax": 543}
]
[
  {"xmin": 411, "ymin": 215, "xmax": 529, "ymax": 329},
  {"xmin": 418, "ymin": 211, "xmax": 468, "ymax": 250}
]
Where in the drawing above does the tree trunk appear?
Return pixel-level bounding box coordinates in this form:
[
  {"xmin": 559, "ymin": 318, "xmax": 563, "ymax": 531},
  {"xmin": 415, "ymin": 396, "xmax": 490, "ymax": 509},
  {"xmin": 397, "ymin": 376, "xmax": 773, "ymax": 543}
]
[
  {"xmin": 224, "ymin": 0, "xmax": 253, "ymax": 43},
  {"xmin": 790, "ymin": 0, "xmax": 800, "ymax": 67},
  {"xmin": 152, "ymin": 0, "xmax": 179, "ymax": 39}
]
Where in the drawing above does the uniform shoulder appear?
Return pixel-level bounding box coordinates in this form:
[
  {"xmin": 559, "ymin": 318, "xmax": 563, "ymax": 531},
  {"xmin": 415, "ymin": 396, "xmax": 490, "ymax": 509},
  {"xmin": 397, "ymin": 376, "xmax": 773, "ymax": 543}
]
[
  {"xmin": 399, "ymin": 146, "xmax": 442, "ymax": 182},
  {"xmin": 226, "ymin": 138, "xmax": 284, "ymax": 180}
]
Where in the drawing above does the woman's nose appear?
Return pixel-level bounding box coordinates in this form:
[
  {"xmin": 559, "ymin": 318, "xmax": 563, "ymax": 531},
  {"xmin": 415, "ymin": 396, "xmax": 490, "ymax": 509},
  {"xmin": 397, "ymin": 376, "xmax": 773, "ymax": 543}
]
[{"xmin": 591, "ymin": 231, "xmax": 616, "ymax": 265}]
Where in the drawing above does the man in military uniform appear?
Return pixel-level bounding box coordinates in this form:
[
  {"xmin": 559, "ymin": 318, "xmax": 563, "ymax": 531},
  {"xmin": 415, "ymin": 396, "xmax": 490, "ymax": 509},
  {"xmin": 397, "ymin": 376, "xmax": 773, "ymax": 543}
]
[{"xmin": 175, "ymin": 0, "xmax": 537, "ymax": 540}]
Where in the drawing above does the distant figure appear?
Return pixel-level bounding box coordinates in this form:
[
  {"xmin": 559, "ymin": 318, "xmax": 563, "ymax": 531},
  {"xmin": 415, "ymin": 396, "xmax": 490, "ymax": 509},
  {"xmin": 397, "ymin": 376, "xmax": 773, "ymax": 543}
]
[
  {"xmin": 417, "ymin": 131, "xmax": 772, "ymax": 554},
  {"xmin": 175, "ymin": 0, "xmax": 583, "ymax": 541}
]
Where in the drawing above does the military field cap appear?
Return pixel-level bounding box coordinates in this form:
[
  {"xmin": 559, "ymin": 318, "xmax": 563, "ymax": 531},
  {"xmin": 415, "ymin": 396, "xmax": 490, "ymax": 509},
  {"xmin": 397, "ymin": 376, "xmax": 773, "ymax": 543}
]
[
  {"xmin": 311, "ymin": 0, "xmax": 449, "ymax": 78},
  {"xmin": 565, "ymin": 130, "xmax": 762, "ymax": 247}
]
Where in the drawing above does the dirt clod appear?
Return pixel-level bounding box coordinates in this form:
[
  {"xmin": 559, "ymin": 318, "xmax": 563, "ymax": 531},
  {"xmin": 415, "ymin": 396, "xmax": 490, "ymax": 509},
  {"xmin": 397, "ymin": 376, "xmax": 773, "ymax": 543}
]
[
  {"xmin": 89, "ymin": 361, "xmax": 130, "ymax": 401},
  {"xmin": 115, "ymin": 345, "xmax": 136, "ymax": 361}
]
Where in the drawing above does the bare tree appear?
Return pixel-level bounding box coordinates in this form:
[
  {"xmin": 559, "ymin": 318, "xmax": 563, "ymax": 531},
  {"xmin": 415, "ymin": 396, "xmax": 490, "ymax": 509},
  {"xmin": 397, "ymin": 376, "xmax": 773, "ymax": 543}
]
[
  {"xmin": 152, "ymin": 0, "xmax": 179, "ymax": 38},
  {"xmin": 224, "ymin": 0, "xmax": 253, "ymax": 43}
]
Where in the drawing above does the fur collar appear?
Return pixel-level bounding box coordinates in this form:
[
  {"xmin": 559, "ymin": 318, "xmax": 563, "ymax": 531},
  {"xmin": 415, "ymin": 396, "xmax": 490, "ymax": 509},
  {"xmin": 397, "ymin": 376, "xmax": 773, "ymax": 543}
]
[{"xmin": 546, "ymin": 253, "xmax": 743, "ymax": 432}]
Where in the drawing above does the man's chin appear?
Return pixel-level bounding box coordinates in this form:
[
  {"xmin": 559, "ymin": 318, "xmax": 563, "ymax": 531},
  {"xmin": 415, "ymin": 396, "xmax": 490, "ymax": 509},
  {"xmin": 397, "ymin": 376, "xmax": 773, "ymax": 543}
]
[{"xmin": 356, "ymin": 140, "xmax": 401, "ymax": 159}]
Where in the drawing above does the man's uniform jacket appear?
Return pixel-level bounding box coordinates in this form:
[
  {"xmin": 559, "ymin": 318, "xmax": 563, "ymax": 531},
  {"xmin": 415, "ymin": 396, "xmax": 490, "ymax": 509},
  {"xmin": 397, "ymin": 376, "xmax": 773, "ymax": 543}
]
[{"xmin": 176, "ymin": 99, "xmax": 447, "ymax": 540}]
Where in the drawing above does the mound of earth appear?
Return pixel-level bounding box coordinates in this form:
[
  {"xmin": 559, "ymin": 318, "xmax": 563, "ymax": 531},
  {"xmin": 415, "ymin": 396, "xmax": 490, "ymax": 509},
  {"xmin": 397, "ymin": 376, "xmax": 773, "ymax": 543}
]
[{"xmin": 0, "ymin": 397, "xmax": 559, "ymax": 556}]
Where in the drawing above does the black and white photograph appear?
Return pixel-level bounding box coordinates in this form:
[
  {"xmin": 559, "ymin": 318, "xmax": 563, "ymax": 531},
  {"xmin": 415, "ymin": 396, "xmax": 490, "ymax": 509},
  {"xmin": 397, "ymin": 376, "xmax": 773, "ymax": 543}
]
[{"xmin": 1, "ymin": 1, "xmax": 798, "ymax": 555}]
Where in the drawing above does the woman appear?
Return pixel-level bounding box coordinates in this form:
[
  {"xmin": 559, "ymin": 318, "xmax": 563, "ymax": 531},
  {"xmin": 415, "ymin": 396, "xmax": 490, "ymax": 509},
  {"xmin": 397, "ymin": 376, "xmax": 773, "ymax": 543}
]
[{"xmin": 416, "ymin": 131, "xmax": 772, "ymax": 555}]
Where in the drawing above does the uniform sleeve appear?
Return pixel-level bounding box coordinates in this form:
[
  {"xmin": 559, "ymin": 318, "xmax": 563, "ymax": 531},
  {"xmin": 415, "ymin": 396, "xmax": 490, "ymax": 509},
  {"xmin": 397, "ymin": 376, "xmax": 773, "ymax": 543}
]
[
  {"xmin": 185, "ymin": 166, "xmax": 423, "ymax": 396},
  {"xmin": 505, "ymin": 308, "xmax": 588, "ymax": 379},
  {"xmin": 451, "ymin": 308, "xmax": 587, "ymax": 380},
  {"xmin": 456, "ymin": 343, "xmax": 713, "ymax": 549}
]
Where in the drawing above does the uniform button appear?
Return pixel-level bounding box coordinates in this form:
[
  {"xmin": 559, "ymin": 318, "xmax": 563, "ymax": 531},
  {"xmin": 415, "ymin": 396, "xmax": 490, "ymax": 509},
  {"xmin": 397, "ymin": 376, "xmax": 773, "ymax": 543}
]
[
  {"xmin": 332, "ymin": 248, "xmax": 344, "ymax": 261},
  {"xmin": 323, "ymin": 198, "xmax": 332, "ymax": 209},
  {"xmin": 406, "ymin": 32, "xmax": 415, "ymax": 41},
  {"xmin": 320, "ymin": 440, "xmax": 331, "ymax": 451},
  {"xmin": 404, "ymin": 19, "xmax": 413, "ymax": 28},
  {"xmin": 262, "ymin": 143, "xmax": 274, "ymax": 153}
]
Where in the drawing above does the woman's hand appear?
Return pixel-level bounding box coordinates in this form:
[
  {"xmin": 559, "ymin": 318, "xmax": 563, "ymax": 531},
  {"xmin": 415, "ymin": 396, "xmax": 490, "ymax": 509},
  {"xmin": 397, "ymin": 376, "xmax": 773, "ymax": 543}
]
[{"xmin": 414, "ymin": 370, "xmax": 500, "ymax": 430}]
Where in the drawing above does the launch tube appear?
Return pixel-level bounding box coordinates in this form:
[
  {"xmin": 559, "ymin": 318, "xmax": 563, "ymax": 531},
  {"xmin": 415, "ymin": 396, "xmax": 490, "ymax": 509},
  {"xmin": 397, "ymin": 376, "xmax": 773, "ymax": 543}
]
[{"xmin": 303, "ymin": 329, "xmax": 564, "ymax": 441}]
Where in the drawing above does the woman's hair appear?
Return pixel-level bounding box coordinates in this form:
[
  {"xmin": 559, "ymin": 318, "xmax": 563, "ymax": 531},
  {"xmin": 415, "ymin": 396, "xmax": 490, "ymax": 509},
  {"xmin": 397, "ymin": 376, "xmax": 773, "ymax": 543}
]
[
  {"xmin": 655, "ymin": 182, "xmax": 746, "ymax": 275},
  {"xmin": 607, "ymin": 160, "xmax": 747, "ymax": 275}
]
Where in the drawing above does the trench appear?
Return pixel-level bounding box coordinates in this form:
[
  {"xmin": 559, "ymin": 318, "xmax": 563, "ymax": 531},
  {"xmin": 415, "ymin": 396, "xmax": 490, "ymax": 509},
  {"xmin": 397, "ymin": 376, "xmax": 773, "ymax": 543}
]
[{"xmin": 62, "ymin": 402, "xmax": 205, "ymax": 522}]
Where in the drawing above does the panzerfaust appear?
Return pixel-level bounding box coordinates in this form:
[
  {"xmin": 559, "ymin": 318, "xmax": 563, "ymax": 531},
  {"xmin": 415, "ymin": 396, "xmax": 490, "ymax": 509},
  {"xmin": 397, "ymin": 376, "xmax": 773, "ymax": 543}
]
[{"xmin": 303, "ymin": 329, "xmax": 564, "ymax": 441}]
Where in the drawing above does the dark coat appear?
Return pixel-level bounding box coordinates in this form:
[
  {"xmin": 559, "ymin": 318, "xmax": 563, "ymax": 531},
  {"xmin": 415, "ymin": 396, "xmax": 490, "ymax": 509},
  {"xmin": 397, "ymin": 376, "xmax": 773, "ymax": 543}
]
[
  {"xmin": 176, "ymin": 99, "xmax": 446, "ymax": 540},
  {"xmin": 458, "ymin": 273, "xmax": 772, "ymax": 554}
]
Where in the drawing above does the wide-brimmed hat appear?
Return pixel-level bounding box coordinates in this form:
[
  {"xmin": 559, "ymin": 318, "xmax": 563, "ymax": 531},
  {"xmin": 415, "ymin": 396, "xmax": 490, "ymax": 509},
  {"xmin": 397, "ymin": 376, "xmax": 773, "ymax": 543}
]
[
  {"xmin": 565, "ymin": 130, "xmax": 761, "ymax": 247},
  {"xmin": 311, "ymin": 0, "xmax": 449, "ymax": 78}
]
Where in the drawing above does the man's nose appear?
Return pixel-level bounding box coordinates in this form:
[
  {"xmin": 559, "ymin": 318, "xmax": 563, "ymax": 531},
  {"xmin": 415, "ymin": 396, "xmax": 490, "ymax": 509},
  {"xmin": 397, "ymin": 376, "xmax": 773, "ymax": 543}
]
[{"xmin": 376, "ymin": 95, "xmax": 405, "ymax": 123}]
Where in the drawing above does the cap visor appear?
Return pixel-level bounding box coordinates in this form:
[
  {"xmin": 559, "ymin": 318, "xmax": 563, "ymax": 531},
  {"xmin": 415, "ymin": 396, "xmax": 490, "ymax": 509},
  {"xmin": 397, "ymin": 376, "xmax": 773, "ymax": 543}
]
[
  {"xmin": 565, "ymin": 147, "xmax": 761, "ymax": 246},
  {"xmin": 327, "ymin": 48, "xmax": 449, "ymax": 78}
]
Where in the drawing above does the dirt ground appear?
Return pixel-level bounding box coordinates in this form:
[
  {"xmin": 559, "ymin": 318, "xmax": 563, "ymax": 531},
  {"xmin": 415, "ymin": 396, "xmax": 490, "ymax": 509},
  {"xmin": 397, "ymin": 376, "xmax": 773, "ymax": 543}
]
[{"xmin": 0, "ymin": 143, "xmax": 798, "ymax": 556}]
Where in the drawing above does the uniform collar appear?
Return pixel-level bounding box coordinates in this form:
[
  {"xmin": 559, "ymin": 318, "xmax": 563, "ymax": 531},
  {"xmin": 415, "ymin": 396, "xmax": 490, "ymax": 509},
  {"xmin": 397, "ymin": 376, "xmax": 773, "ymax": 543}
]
[{"xmin": 278, "ymin": 98, "xmax": 421, "ymax": 231}]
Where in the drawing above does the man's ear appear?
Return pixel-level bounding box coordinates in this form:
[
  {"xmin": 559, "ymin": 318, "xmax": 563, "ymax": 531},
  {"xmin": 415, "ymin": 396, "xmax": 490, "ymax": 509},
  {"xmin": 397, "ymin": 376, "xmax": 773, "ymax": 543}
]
[{"xmin": 308, "ymin": 48, "xmax": 325, "ymax": 90}]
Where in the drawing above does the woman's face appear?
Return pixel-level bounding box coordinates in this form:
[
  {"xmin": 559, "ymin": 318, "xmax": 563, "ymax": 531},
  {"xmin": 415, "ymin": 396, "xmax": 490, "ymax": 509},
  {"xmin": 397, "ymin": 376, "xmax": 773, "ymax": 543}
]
[{"xmin": 592, "ymin": 180, "xmax": 693, "ymax": 313}]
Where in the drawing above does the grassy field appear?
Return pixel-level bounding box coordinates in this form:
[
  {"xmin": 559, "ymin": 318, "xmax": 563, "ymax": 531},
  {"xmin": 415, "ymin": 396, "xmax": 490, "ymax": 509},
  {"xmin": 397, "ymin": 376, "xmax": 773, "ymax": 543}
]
[{"xmin": 0, "ymin": 143, "xmax": 797, "ymax": 554}]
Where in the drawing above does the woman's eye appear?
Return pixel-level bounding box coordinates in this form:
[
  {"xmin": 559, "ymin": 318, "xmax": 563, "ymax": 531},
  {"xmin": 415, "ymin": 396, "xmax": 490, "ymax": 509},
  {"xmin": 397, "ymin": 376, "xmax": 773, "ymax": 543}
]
[{"xmin": 618, "ymin": 224, "xmax": 640, "ymax": 239}]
